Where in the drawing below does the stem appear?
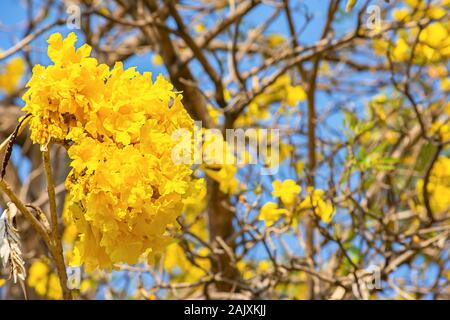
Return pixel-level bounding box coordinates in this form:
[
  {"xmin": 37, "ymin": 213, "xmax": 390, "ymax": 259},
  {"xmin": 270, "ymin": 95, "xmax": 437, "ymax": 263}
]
[
  {"xmin": 42, "ymin": 148, "xmax": 72, "ymax": 300},
  {"xmin": 0, "ymin": 179, "xmax": 72, "ymax": 299},
  {"xmin": 43, "ymin": 149, "xmax": 59, "ymax": 237},
  {"xmin": 0, "ymin": 116, "xmax": 31, "ymax": 153},
  {"xmin": 305, "ymin": 0, "xmax": 340, "ymax": 300},
  {"xmin": 305, "ymin": 79, "xmax": 317, "ymax": 300},
  {"xmin": 0, "ymin": 179, "xmax": 51, "ymax": 245}
]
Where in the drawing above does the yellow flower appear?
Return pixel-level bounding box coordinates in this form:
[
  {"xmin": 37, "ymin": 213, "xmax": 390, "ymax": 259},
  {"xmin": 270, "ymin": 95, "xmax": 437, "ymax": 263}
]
[
  {"xmin": 372, "ymin": 38, "xmax": 389, "ymax": 55},
  {"xmin": 235, "ymin": 102, "xmax": 270, "ymax": 126},
  {"xmin": 404, "ymin": 0, "xmax": 425, "ymax": 9},
  {"xmin": 235, "ymin": 74, "xmax": 303, "ymax": 126},
  {"xmin": 419, "ymin": 22, "xmax": 450, "ymax": 60},
  {"xmin": 295, "ymin": 161, "xmax": 305, "ymax": 175},
  {"xmin": 47, "ymin": 32, "xmax": 92, "ymax": 66},
  {"xmin": 152, "ymin": 54, "xmax": 163, "ymax": 66},
  {"xmin": 207, "ymin": 104, "xmax": 222, "ymax": 125},
  {"xmin": 345, "ymin": 0, "xmax": 357, "ymax": 12},
  {"xmin": 272, "ymin": 179, "xmax": 301, "ymax": 206},
  {"xmin": 236, "ymin": 260, "xmax": 255, "ymax": 280},
  {"xmin": 286, "ymin": 85, "xmax": 306, "ymax": 106},
  {"xmin": 183, "ymin": 178, "xmax": 207, "ymax": 217},
  {"xmin": 27, "ymin": 259, "xmax": 62, "ymax": 300},
  {"xmin": 80, "ymin": 279, "xmax": 94, "ymax": 294},
  {"xmin": 202, "ymin": 131, "xmax": 239, "ymax": 194},
  {"xmin": 194, "ymin": 23, "xmax": 206, "ymax": 33},
  {"xmin": 416, "ymin": 156, "xmax": 450, "ymax": 216},
  {"xmin": 205, "ymin": 164, "xmax": 239, "ymax": 194},
  {"xmin": 0, "ymin": 56, "xmax": 25, "ymax": 94},
  {"xmin": 427, "ymin": 6, "xmax": 446, "ymax": 19},
  {"xmin": 47, "ymin": 273, "xmax": 63, "ymax": 300},
  {"xmin": 23, "ymin": 32, "xmax": 199, "ymax": 271},
  {"xmin": 392, "ymin": 38, "xmax": 410, "ymax": 62},
  {"xmin": 392, "ymin": 8, "xmax": 410, "ymax": 22},
  {"xmin": 164, "ymin": 243, "xmax": 211, "ymax": 283},
  {"xmin": 259, "ymin": 202, "xmax": 289, "ymax": 227},
  {"xmin": 299, "ymin": 188, "xmax": 335, "ymax": 223},
  {"xmin": 266, "ymin": 34, "xmax": 287, "ymax": 48},
  {"xmin": 257, "ymin": 260, "xmax": 271, "ymax": 273},
  {"xmin": 441, "ymin": 78, "xmax": 450, "ymax": 91}
]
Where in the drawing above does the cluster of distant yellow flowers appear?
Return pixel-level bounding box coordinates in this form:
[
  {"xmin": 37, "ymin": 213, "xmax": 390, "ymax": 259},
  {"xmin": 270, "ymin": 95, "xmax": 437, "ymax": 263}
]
[
  {"xmin": 207, "ymin": 74, "xmax": 306, "ymax": 128},
  {"xmin": 416, "ymin": 156, "xmax": 450, "ymax": 217},
  {"xmin": 373, "ymin": 0, "xmax": 450, "ymax": 63},
  {"xmin": 259, "ymin": 179, "xmax": 335, "ymax": 227},
  {"xmin": 27, "ymin": 257, "xmax": 94, "ymax": 299},
  {"xmin": 0, "ymin": 56, "xmax": 25, "ymax": 94},
  {"xmin": 27, "ymin": 259, "xmax": 63, "ymax": 300},
  {"xmin": 22, "ymin": 32, "xmax": 198, "ymax": 271}
]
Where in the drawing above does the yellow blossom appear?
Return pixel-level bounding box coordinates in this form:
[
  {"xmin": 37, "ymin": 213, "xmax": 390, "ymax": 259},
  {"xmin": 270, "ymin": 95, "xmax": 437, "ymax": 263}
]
[
  {"xmin": 257, "ymin": 260, "xmax": 271, "ymax": 273},
  {"xmin": 272, "ymin": 179, "xmax": 301, "ymax": 206},
  {"xmin": 286, "ymin": 85, "xmax": 306, "ymax": 106},
  {"xmin": 236, "ymin": 260, "xmax": 255, "ymax": 280},
  {"xmin": 202, "ymin": 131, "xmax": 239, "ymax": 194},
  {"xmin": 207, "ymin": 104, "xmax": 222, "ymax": 125},
  {"xmin": 23, "ymin": 32, "xmax": 198, "ymax": 271},
  {"xmin": 392, "ymin": 38, "xmax": 410, "ymax": 62},
  {"xmin": 266, "ymin": 34, "xmax": 287, "ymax": 48},
  {"xmin": 416, "ymin": 156, "xmax": 450, "ymax": 216},
  {"xmin": 204, "ymin": 164, "xmax": 239, "ymax": 194},
  {"xmin": 152, "ymin": 54, "xmax": 163, "ymax": 66},
  {"xmin": 392, "ymin": 9, "xmax": 410, "ymax": 22},
  {"xmin": 194, "ymin": 23, "xmax": 206, "ymax": 33},
  {"xmin": 258, "ymin": 202, "xmax": 289, "ymax": 226},
  {"xmin": 345, "ymin": 0, "xmax": 357, "ymax": 12},
  {"xmin": 0, "ymin": 56, "xmax": 25, "ymax": 94},
  {"xmin": 298, "ymin": 188, "xmax": 335, "ymax": 223},
  {"xmin": 164, "ymin": 243, "xmax": 211, "ymax": 283},
  {"xmin": 27, "ymin": 259, "xmax": 62, "ymax": 300}
]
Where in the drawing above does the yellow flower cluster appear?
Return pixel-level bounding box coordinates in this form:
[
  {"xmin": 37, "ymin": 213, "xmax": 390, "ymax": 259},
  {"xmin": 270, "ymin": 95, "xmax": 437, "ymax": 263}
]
[
  {"xmin": 259, "ymin": 202, "xmax": 289, "ymax": 227},
  {"xmin": 259, "ymin": 180, "xmax": 335, "ymax": 226},
  {"xmin": 28, "ymin": 258, "xmax": 94, "ymax": 299},
  {"xmin": 163, "ymin": 243, "xmax": 211, "ymax": 284},
  {"xmin": 236, "ymin": 74, "xmax": 306, "ymax": 126},
  {"xmin": 160, "ymin": 179, "xmax": 210, "ymax": 287},
  {"xmin": 0, "ymin": 56, "xmax": 25, "ymax": 94},
  {"xmin": 298, "ymin": 187, "xmax": 335, "ymax": 223},
  {"xmin": 377, "ymin": 0, "xmax": 450, "ymax": 63},
  {"xmin": 27, "ymin": 260, "xmax": 62, "ymax": 300},
  {"xmin": 202, "ymin": 131, "xmax": 240, "ymax": 194},
  {"xmin": 22, "ymin": 33, "xmax": 197, "ymax": 271},
  {"xmin": 416, "ymin": 156, "xmax": 450, "ymax": 216},
  {"xmin": 265, "ymin": 33, "xmax": 287, "ymax": 48},
  {"xmin": 272, "ymin": 179, "xmax": 301, "ymax": 207}
]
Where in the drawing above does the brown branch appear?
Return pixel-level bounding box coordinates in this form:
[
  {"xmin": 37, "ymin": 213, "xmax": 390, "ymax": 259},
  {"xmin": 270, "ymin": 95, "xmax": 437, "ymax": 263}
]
[{"xmin": 42, "ymin": 147, "xmax": 71, "ymax": 300}]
